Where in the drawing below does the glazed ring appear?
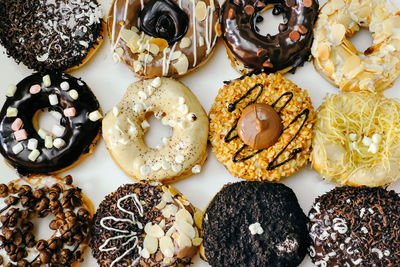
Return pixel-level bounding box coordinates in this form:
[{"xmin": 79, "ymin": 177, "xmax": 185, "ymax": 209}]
[
  {"xmin": 90, "ymin": 183, "xmax": 203, "ymax": 266},
  {"xmin": 312, "ymin": 91, "xmax": 400, "ymax": 187},
  {"xmin": 0, "ymin": 72, "xmax": 102, "ymax": 175},
  {"xmin": 209, "ymin": 73, "xmax": 314, "ymax": 181},
  {"xmin": 220, "ymin": 0, "xmax": 319, "ymax": 74},
  {"xmin": 0, "ymin": 175, "xmax": 93, "ymax": 266},
  {"xmin": 312, "ymin": 0, "xmax": 400, "ymax": 92},
  {"xmin": 202, "ymin": 181, "xmax": 309, "ymax": 266},
  {"xmin": 108, "ymin": 0, "xmax": 220, "ymax": 78},
  {"xmin": 0, "ymin": 0, "xmax": 105, "ymax": 72},
  {"xmin": 309, "ymin": 186, "xmax": 400, "ymax": 266},
  {"xmin": 102, "ymin": 77, "xmax": 208, "ymax": 184}
]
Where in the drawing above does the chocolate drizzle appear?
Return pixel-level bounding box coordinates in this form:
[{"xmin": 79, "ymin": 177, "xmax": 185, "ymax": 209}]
[
  {"xmin": 221, "ymin": 0, "xmax": 319, "ymax": 73},
  {"xmin": 0, "ymin": 72, "xmax": 101, "ymax": 174},
  {"xmin": 140, "ymin": 0, "xmax": 189, "ymax": 44},
  {"xmin": 224, "ymin": 84, "xmax": 309, "ymax": 168}
]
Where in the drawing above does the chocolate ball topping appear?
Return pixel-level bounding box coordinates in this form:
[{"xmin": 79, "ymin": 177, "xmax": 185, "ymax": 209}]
[
  {"xmin": 140, "ymin": 0, "xmax": 189, "ymax": 44},
  {"xmin": 237, "ymin": 103, "xmax": 282, "ymax": 150}
]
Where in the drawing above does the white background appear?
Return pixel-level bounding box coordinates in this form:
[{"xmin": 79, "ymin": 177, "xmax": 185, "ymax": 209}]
[{"xmin": 0, "ymin": 0, "xmax": 399, "ymax": 266}]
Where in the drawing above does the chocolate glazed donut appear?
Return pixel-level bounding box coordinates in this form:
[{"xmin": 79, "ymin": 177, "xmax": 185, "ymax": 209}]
[
  {"xmin": 0, "ymin": 72, "xmax": 102, "ymax": 175},
  {"xmin": 221, "ymin": 0, "xmax": 319, "ymax": 74}
]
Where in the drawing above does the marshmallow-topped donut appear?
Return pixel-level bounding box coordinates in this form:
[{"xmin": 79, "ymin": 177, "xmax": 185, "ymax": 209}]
[
  {"xmin": 108, "ymin": 0, "xmax": 220, "ymax": 78},
  {"xmin": 0, "ymin": 72, "xmax": 102, "ymax": 175},
  {"xmin": 312, "ymin": 0, "xmax": 400, "ymax": 92},
  {"xmin": 102, "ymin": 78, "xmax": 208, "ymax": 184}
]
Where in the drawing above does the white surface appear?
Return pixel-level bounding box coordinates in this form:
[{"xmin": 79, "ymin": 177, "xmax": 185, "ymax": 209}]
[{"xmin": 0, "ymin": 0, "xmax": 400, "ymax": 266}]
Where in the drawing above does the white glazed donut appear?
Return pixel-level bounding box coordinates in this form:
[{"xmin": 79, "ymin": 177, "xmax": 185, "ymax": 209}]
[
  {"xmin": 312, "ymin": 0, "xmax": 400, "ymax": 92},
  {"xmin": 102, "ymin": 77, "xmax": 208, "ymax": 184}
]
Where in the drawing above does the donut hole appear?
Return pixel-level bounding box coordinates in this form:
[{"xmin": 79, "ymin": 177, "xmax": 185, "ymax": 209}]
[
  {"xmin": 143, "ymin": 112, "xmax": 172, "ymax": 149},
  {"xmin": 34, "ymin": 109, "xmax": 65, "ymax": 137},
  {"xmin": 255, "ymin": 5, "xmax": 286, "ymax": 36},
  {"xmin": 348, "ymin": 27, "xmax": 373, "ymax": 54},
  {"xmin": 31, "ymin": 214, "xmax": 56, "ymax": 241}
]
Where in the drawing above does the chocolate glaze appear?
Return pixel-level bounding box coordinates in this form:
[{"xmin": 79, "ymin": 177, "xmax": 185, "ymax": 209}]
[
  {"xmin": 221, "ymin": 0, "xmax": 319, "ymax": 72},
  {"xmin": 140, "ymin": 0, "xmax": 189, "ymax": 44},
  {"xmin": 224, "ymin": 81, "xmax": 309, "ymax": 168},
  {"xmin": 0, "ymin": 72, "xmax": 101, "ymax": 174}
]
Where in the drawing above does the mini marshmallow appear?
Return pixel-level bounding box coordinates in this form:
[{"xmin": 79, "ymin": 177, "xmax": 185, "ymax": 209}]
[
  {"xmin": 27, "ymin": 138, "xmax": 38, "ymax": 150},
  {"xmin": 372, "ymin": 134, "xmax": 382, "ymax": 144},
  {"xmin": 43, "ymin": 75, "xmax": 51, "ymax": 87},
  {"xmin": 45, "ymin": 135, "xmax": 53, "ymax": 148},
  {"xmin": 14, "ymin": 129, "xmax": 27, "ymax": 141},
  {"xmin": 11, "ymin": 118, "xmax": 23, "ymax": 131},
  {"xmin": 28, "ymin": 149, "xmax": 40, "ymax": 162},
  {"xmin": 192, "ymin": 165, "xmax": 201, "ymax": 174},
  {"xmin": 141, "ymin": 120, "xmax": 150, "ymax": 129},
  {"xmin": 12, "ymin": 143, "xmax": 24, "ymax": 154},
  {"xmin": 52, "ymin": 125, "xmax": 65, "ymax": 137},
  {"xmin": 362, "ymin": 136, "xmax": 372, "ymax": 146},
  {"xmin": 89, "ymin": 110, "xmax": 102, "ymax": 121},
  {"xmin": 60, "ymin": 81, "xmax": 70, "ymax": 91},
  {"xmin": 6, "ymin": 107, "xmax": 18, "ymax": 117},
  {"xmin": 151, "ymin": 77, "xmax": 161, "ymax": 88},
  {"xmin": 64, "ymin": 107, "xmax": 76, "ymax": 117},
  {"xmin": 6, "ymin": 84, "xmax": 17, "ymax": 97},
  {"xmin": 53, "ymin": 138, "xmax": 66, "ymax": 149},
  {"xmin": 69, "ymin": 90, "xmax": 79, "ymax": 100},
  {"xmin": 29, "ymin": 84, "xmax": 41, "ymax": 94},
  {"xmin": 37, "ymin": 128, "xmax": 48, "ymax": 139},
  {"xmin": 49, "ymin": 94, "xmax": 59, "ymax": 105}
]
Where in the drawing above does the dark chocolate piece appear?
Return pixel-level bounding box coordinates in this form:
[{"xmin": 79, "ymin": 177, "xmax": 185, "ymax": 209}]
[
  {"xmin": 220, "ymin": 0, "xmax": 319, "ymax": 73},
  {"xmin": 140, "ymin": 0, "xmax": 189, "ymax": 44},
  {"xmin": 203, "ymin": 181, "xmax": 309, "ymax": 266},
  {"xmin": 0, "ymin": 72, "xmax": 101, "ymax": 174},
  {"xmin": 309, "ymin": 186, "xmax": 400, "ymax": 267},
  {"xmin": 0, "ymin": 0, "xmax": 103, "ymax": 71}
]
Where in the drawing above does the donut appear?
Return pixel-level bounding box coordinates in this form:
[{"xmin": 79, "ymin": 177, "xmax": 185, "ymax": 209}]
[
  {"xmin": 90, "ymin": 183, "xmax": 203, "ymax": 266},
  {"xmin": 202, "ymin": 181, "xmax": 309, "ymax": 266},
  {"xmin": 0, "ymin": 72, "xmax": 102, "ymax": 175},
  {"xmin": 0, "ymin": 175, "xmax": 93, "ymax": 266},
  {"xmin": 220, "ymin": 0, "xmax": 319, "ymax": 74},
  {"xmin": 0, "ymin": 0, "xmax": 105, "ymax": 72},
  {"xmin": 312, "ymin": 91, "xmax": 400, "ymax": 187},
  {"xmin": 308, "ymin": 186, "xmax": 400, "ymax": 266},
  {"xmin": 102, "ymin": 77, "xmax": 208, "ymax": 184},
  {"xmin": 209, "ymin": 72, "xmax": 314, "ymax": 181},
  {"xmin": 107, "ymin": 0, "xmax": 220, "ymax": 78},
  {"xmin": 312, "ymin": 0, "xmax": 400, "ymax": 92}
]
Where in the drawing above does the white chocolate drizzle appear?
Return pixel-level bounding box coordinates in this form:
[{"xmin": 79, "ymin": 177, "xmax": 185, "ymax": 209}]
[{"xmin": 99, "ymin": 193, "xmax": 144, "ymax": 267}]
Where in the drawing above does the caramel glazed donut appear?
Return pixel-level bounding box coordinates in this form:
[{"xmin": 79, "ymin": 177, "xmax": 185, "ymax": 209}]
[
  {"xmin": 312, "ymin": 0, "xmax": 400, "ymax": 92},
  {"xmin": 0, "ymin": 72, "xmax": 103, "ymax": 175},
  {"xmin": 103, "ymin": 78, "xmax": 209, "ymax": 184},
  {"xmin": 108, "ymin": 0, "xmax": 220, "ymax": 78},
  {"xmin": 0, "ymin": 175, "xmax": 93, "ymax": 266},
  {"xmin": 220, "ymin": 0, "xmax": 319, "ymax": 74},
  {"xmin": 0, "ymin": 0, "xmax": 105, "ymax": 72},
  {"xmin": 209, "ymin": 73, "xmax": 314, "ymax": 181}
]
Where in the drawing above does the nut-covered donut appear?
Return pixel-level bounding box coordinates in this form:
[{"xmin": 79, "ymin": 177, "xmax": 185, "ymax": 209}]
[
  {"xmin": 312, "ymin": 0, "xmax": 400, "ymax": 92},
  {"xmin": 0, "ymin": 0, "xmax": 105, "ymax": 72},
  {"xmin": 0, "ymin": 175, "xmax": 93, "ymax": 266},
  {"xmin": 308, "ymin": 186, "xmax": 400, "ymax": 266},
  {"xmin": 108, "ymin": 0, "xmax": 220, "ymax": 78},
  {"xmin": 312, "ymin": 91, "xmax": 400, "ymax": 187},
  {"xmin": 0, "ymin": 72, "xmax": 102, "ymax": 175},
  {"xmin": 209, "ymin": 72, "xmax": 314, "ymax": 181},
  {"xmin": 90, "ymin": 183, "xmax": 203, "ymax": 266},
  {"xmin": 220, "ymin": 0, "xmax": 319, "ymax": 74},
  {"xmin": 102, "ymin": 77, "xmax": 208, "ymax": 184},
  {"xmin": 202, "ymin": 181, "xmax": 309, "ymax": 266}
]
